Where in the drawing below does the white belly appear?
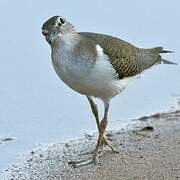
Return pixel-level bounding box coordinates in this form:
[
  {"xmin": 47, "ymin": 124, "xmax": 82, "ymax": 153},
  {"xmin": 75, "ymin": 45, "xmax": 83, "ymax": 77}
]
[{"xmin": 51, "ymin": 45, "xmax": 135, "ymax": 101}]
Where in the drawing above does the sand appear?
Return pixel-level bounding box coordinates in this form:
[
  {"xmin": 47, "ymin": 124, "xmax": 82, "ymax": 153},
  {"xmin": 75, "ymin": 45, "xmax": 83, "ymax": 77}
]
[{"xmin": 2, "ymin": 109, "xmax": 180, "ymax": 180}]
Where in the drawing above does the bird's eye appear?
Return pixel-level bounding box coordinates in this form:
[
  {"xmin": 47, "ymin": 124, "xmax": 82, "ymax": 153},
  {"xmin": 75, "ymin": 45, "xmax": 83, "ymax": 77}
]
[{"xmin": 59, "ymin": 18, "xmax": 66, "ymax": 25}]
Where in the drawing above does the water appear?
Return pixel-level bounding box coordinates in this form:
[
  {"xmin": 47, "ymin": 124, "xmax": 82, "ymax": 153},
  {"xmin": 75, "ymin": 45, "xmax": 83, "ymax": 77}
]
[{"xmin": 0, "ymin": 0, "xmax": 180, "ymax": 172}]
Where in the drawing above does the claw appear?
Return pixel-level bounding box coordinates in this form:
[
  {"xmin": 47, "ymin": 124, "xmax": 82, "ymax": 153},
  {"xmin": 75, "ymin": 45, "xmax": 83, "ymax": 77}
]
[
  {"xmin": 68, "ymin": 159, "xmax": 93, "ymax": 168},
  {"xmin": 68, "ymin": 156, "xmax": 100, "ymax": 168}
]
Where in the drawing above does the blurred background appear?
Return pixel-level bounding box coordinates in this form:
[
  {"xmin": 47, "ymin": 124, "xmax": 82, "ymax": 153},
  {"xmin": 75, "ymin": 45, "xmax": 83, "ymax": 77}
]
[{"xmin": 0, "ymin": 0, "xmax": 179, "ymax": 172}]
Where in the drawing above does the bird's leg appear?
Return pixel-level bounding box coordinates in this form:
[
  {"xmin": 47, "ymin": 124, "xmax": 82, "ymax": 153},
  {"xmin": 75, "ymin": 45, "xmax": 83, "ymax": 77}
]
[
  {"xmin": 70, "ymin": 100, "xmax": 118, "ymax": 168},
  {"xmin": 91, "ymin": 101, "xmax": 109, "ymax": 164},
  {"xmin": 87, "ymin": 96, "xmax": 100, "ymax": 132},
  {"xmin": 87, "ymin": 96, "xmax": 118, "ymax": 153}
]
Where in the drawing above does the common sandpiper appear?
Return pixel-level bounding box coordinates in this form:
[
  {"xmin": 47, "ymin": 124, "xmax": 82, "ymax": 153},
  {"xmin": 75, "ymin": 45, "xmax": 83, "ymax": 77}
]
[{"xmin": 41, "ymin": 15, "xmax": 176, "ymax": 167}]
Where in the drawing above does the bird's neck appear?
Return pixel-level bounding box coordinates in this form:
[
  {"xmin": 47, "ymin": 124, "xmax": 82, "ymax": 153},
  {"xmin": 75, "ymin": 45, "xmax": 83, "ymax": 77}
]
[{"xmin": 51, "ymin": 32, "xmax": 79, "ymax": 50}]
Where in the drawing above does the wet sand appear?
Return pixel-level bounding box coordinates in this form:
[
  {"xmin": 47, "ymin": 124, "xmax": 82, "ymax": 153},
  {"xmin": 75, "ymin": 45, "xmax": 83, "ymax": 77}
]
[{"xmin": 2, "ymin": 109, "xmax": 180, "ymax": 180}]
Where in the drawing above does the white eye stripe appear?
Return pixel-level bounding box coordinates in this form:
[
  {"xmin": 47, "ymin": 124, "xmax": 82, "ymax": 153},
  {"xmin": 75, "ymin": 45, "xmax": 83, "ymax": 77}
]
[{"xmin": 58, "ymin": 17, "xmax": 66, "ymax": 25}]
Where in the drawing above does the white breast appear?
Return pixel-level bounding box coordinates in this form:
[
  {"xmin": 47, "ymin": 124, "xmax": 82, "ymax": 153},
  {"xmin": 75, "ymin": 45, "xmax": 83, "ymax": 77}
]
[{"xmin": 51, "ymin": 43, "xmax": 135, "ymax": 101}]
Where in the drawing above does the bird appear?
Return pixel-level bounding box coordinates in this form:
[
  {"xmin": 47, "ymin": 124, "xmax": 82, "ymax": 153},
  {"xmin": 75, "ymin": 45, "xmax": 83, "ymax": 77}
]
[{"xmin": 41, "ymin": 15, "xmax": 176, "ymax": 167}]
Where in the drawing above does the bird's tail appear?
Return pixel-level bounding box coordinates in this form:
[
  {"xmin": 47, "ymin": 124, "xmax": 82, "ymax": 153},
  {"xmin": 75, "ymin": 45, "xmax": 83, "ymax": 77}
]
[
  {"xmin": 160, "ymin": 58, "xmax": 177, "ymax": 65},
  {"xmin": 150, "ymin": 47, "xmax": 177, "ymax": 65}
]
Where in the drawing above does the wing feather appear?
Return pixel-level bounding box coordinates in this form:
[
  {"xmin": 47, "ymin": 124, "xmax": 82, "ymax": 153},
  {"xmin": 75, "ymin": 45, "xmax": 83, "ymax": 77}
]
[{"xmin": 79, "ymin": 32, "xmax": 174, "ymax": 79}]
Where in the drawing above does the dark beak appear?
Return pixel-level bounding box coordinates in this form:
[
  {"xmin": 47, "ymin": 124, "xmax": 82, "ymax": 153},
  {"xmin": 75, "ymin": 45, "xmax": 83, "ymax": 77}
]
[
  {"xmin": 42, "ymin": 31, "xmax": 47, "ymax": 36},
  {"xmin": 42, "ymin": 29, "xmax": 58, "ymax": 44}
]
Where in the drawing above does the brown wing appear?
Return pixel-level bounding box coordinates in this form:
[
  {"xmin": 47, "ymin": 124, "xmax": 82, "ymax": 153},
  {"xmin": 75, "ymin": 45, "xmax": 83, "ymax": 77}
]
[
  {"xmin": 102, "ymin": 40, "xmax": 140, "ymax": 79},
  {"xmin": 79, "ymin": 32, "xmax": 171, "ymax": 79}
]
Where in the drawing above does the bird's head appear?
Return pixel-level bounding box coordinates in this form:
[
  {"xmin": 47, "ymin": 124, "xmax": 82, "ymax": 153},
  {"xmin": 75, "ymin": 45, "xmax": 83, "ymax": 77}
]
[{"xmin": 42, "ymin": 16, "xmax": 76, "ymax": 45}]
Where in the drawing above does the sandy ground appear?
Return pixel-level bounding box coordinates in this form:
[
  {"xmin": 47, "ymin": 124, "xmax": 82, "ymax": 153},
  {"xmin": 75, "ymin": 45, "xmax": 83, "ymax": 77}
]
[{"xmin": 2, "ymin": 109, "xmax": 180, "ymax": 180}]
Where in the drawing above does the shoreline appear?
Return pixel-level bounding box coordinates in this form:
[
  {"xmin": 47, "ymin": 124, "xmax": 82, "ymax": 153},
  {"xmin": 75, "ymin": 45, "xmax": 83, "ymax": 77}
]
[{"xmin": 1, "ymin": 108, "xmax": 180, "ymax": 180}]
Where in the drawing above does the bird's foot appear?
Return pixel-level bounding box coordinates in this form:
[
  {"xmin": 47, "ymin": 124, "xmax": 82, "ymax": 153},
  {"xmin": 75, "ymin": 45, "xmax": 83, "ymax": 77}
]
[
  {"xmin": 68, "ymin": 159, "xmax": 94, "ymax": 168},
  {"xmin": 68, "ymin": 136, "xmax": 119, "ymax": 168},
  {"xmin": 68, "ymin": 153, "xmax": 100, "ymax": 168},
  {"xmin": 101, "ymin": 136, "xmax": 119, "ymax": 153},
  {"xmin": 80, "ymin": 135, "xmax": 119, "ymax": 156}
]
